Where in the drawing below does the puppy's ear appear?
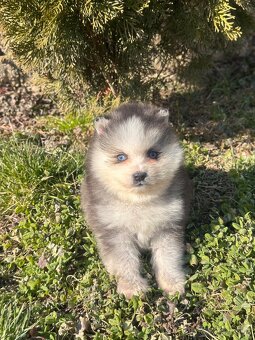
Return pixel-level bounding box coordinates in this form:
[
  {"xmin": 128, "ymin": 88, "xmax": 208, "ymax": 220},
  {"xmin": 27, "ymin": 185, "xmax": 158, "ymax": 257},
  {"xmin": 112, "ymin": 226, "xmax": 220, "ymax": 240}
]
[
  {"xmin": 94, "ymin": 116, "xmax": 110, "ymax": 135},
  {"xmin": 156, "ymin": 108, "xmax": 169, "ymax": 122}
]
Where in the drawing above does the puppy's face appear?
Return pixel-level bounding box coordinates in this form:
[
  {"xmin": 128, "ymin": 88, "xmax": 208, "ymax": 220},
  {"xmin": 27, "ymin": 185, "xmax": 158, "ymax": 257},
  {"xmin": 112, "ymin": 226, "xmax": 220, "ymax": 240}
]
[{"xmin": 90, "ymin": 110, "xmax": 183, "ymax": 201}]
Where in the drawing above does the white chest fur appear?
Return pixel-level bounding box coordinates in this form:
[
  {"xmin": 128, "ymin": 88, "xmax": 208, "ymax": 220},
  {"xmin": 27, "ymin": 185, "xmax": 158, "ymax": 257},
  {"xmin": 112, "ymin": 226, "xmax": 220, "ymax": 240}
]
[{"xmin": 96, "ymin": 197, "xmax": 183, "ymax": 248}]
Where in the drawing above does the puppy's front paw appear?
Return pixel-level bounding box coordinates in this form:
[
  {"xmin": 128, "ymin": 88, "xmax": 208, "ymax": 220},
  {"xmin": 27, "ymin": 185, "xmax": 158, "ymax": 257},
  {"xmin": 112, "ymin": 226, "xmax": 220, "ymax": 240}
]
[
  {"xmin": 157, "ymin": 274, "xmax": 185, "ymax": 296},
  {"xmin": 117, "ymin": 277, "xmax": 148, "ymax": 299}
]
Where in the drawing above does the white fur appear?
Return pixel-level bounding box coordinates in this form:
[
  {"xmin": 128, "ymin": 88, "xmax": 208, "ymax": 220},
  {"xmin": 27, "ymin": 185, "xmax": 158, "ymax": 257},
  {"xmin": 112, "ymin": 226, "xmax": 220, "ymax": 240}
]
[
  {"xmin": 151, "ymin": 232, "xmax": 185, "ymax": 294},
  {"xmin": 96, "ymin": 197, "xmax": 184, "ymax": 249}
]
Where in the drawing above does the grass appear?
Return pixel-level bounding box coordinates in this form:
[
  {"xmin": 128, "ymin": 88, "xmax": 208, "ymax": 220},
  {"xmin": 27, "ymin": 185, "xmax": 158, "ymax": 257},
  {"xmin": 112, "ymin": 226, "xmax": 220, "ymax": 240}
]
[
  {"xmin": 0, "ymin": 300, "xmax": 36, "ymax": 340},
  {"xmin": 39, "ymin": 95, "xmax": 120, "ymax": 137},
  {"xmin": 0, "ymin": 55, "xmax": 255, "ymax": 339}
]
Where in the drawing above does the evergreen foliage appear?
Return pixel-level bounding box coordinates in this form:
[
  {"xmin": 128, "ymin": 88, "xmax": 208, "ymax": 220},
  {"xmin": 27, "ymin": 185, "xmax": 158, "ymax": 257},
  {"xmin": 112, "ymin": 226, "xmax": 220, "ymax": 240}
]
[{"xmin": 0, "ymin": 0, "xmax": 254, "ymax": 110}]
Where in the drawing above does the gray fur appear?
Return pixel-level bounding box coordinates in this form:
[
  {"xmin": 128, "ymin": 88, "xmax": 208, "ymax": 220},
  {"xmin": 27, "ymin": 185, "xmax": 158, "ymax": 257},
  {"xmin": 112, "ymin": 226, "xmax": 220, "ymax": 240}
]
[{"xmin": 81, "ymin": 102, "xmax": 192, "ymax": 298}]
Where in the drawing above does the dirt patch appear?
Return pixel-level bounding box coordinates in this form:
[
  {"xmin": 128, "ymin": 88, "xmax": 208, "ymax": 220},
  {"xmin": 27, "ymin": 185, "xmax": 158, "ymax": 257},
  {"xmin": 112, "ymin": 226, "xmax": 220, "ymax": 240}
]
[{"xmin": 0, "ymin": 47, "xmax": 58, "ymax": 135}]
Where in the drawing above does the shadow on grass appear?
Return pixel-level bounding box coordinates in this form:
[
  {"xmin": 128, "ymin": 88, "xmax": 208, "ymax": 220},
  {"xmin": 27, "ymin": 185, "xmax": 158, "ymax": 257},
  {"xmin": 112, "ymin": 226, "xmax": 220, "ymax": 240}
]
[
  {"xmin": 188, "ymin": 166, "xmax": 236, "ymax": 228},
  {"xmin": 187, "ymin": 160, "xmax": 254, "ymax": 233},
  {"xmin": 159, "ymin": 51, "xmax": 255, "ymax": 143}
]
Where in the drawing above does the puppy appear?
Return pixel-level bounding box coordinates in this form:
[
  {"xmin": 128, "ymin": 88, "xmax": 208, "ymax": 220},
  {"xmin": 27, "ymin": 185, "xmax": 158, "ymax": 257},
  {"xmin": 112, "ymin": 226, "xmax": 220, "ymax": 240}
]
[{"xmin": 81, "ymin": 102, "xmax": 192, "ymax": 298}]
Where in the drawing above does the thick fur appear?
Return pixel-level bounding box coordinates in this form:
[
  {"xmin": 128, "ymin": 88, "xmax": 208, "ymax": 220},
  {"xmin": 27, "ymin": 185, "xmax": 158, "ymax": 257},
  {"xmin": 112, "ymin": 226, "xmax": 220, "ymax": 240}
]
[{"xmin": 81, "ymin": 102, "xmax": 192, "ymax": 298}]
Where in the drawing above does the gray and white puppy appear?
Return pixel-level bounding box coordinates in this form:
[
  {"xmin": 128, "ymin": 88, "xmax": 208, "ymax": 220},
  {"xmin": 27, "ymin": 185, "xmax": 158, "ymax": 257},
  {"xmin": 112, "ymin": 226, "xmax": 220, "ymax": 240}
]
[{"xmin": 81, "ymin": 102, "xmax": 192, "ymax": 298}]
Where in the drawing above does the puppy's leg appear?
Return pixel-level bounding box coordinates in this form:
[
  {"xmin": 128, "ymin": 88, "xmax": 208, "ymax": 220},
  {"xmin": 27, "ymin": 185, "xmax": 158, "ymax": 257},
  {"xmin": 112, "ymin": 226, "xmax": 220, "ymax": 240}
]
[
  {"xmin": 151, "ymin": 229, "xmax": 185, "ymax": 295},
  {"xmin": 96, "ymin": 230, "xmax": 148, "ymax": 299}
]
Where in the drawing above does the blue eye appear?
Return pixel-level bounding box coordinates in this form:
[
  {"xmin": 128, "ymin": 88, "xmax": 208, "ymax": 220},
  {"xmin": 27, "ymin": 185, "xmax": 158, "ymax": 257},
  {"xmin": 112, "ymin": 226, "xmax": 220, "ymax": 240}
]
[
  {"xmin": 148, "ymin": 149, "xmax": 160, "ymax": 159},
  {"xmin": 117, "ymin": 153, "xmax": 127, "ymax": 162}
]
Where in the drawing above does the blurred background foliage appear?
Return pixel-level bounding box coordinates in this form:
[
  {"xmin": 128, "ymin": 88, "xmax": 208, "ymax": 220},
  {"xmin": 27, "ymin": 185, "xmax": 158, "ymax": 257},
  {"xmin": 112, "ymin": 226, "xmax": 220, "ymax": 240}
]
[{"xmin": 0, "ymin": 0, "xmax": 255, "ymax": 111}]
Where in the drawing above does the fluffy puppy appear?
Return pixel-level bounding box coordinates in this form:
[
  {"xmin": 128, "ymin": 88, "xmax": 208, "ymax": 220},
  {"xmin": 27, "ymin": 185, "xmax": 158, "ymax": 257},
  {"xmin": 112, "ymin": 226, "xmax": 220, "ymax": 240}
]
[{"xmin": 81, "ymin": 102, "xmax": 192, "ymax": 298}]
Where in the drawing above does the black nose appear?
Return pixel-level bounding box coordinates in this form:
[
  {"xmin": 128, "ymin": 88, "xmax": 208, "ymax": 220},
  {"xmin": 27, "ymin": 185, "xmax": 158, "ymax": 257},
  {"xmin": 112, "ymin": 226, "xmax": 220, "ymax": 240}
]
[{"xmin": 133, "ymin": 171, "xmax": 147, "ymax": 184}]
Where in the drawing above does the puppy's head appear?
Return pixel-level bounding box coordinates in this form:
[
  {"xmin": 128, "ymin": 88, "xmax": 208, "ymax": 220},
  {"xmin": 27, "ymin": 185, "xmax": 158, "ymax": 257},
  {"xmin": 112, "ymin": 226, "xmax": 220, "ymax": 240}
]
[{"xmin": 89, "ymin": 103, "xmax": 183, "ymax": 201}]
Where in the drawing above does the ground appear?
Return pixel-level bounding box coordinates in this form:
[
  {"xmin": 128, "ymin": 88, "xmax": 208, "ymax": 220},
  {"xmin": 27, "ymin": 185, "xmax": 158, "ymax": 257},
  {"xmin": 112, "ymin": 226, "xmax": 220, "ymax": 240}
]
[{"xmin": 0, "ymin": 40, "xmax": 254, "ymax": 339}]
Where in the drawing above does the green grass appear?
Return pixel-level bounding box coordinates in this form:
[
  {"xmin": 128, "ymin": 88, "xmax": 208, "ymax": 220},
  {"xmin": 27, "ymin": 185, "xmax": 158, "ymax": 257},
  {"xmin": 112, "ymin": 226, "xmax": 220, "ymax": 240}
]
[
  {"xmin": 0, "ymin": 59, "xmax": 255, "ymax": 338},
  {"xmin": 0, "ymin": 300, "xmax": 36, "ymax": 340},
  {"xmin": 39, "ymin": 95, "xmax": 121, "ymax": 136}
]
